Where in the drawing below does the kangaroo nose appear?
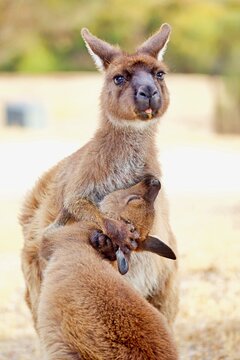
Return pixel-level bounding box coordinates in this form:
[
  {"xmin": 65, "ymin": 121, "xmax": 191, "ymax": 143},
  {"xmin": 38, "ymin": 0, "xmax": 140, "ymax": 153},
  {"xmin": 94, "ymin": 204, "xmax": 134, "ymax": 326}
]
[
  {"xmin": 136, "ymin": 85, "xmax": 160, "ymax": 112},
  {"xmin": 137, "ymin": 85, "xmax": 158, "ymax": 99}
]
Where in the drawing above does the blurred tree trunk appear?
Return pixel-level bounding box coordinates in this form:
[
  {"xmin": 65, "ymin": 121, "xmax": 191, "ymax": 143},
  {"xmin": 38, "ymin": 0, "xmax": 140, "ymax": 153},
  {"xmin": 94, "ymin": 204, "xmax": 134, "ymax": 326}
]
[{"xmin": 214, "ymin": 76, "xmax": 240, "ymax": 134}]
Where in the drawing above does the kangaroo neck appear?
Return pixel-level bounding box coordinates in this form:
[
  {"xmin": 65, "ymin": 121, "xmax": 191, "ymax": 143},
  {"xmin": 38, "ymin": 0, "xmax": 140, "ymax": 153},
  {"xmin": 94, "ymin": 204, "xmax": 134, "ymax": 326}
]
[
  {"xmin": 96, "ymin": 114, "xmax": 157, "ymax": 157},
  {"xmin": 76, "ymin": 114, "xmax": 159, "ymax": 203}
]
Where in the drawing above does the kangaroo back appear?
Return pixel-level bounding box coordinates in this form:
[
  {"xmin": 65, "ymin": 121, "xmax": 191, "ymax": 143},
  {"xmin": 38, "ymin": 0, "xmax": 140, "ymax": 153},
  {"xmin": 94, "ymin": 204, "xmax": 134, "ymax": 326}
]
[{"xmin": 38, "ymin": 226, "xmax": 178, "ymax": 360}]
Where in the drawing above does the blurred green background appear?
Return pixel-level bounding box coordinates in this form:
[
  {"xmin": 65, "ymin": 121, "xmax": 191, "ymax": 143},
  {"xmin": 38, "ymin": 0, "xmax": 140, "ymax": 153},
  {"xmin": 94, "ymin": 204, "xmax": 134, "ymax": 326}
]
[
  {"xmin": 0, "ymin": 0, "xmax": 239, "ymax": 75},
  {"xmin": 0, "ymin": 0, "xmax": 239, "ymax": 133}
]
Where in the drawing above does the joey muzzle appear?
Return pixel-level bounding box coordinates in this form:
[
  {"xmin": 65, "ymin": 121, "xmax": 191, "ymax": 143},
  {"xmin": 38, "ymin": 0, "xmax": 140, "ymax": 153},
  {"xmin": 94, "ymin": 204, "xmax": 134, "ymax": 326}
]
[{"xmin": 142, "ymin": 176, "xmax": 161, "ymax": 203}]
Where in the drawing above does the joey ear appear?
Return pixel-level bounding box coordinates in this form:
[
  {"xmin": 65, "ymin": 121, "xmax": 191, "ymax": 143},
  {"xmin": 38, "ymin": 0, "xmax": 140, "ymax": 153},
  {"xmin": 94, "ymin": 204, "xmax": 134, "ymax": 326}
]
[
  {"xmin": 140, "ymin": 235, "xmax": 176, "ymax": 260},
  {"xmin": 81, "ymin": 28, "xmax": 121, "ymax": 71},
  {"xmin": 137, "ymin": 23, "xmax": 171, "ymax": 61}
]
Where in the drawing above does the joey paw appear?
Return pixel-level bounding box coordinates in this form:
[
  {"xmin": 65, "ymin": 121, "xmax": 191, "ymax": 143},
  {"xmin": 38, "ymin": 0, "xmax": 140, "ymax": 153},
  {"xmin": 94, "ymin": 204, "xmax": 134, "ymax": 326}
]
[
  {"xmin": 120, "ymin": 219, "xmax": 140, "ymax": 251},
  {"xmin": 90, "ymin": 219, "xmax": 140, "ymax": 275},
  {"xmin": 90, "ymin": 230, "xmax": 117, "ymax": 261}
]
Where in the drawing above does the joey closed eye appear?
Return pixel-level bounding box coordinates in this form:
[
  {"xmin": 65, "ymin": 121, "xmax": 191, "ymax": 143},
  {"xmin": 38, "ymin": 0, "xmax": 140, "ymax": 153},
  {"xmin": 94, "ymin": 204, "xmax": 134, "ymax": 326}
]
[
  {"xmin": 113, "ymin": 75, "xmax": 126, "ymax": 86},
  {"xmin": 126, "ymin": 195, "xmax": 142, "ymax": 204},
  {"xmin": 156, "ymin": 71, "xmax": 165, "ymax": 81}
]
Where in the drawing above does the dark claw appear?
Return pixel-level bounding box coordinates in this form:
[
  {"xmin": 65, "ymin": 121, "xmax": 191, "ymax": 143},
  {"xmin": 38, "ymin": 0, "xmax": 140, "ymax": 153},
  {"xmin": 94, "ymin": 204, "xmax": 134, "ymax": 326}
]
[
  {"xmin": 90, "ymin": 230, "xmax": 117, "ymax": 261},
  {"xmin": 90, "ymin": 230, "xmax": 102, "ymax": 248},
  {"xmin": 98, "ymin": 233, "xmax": 108, "ymax": 247},
  {"xmin": 130, "ymin": 239, "xmax": 138, "ymax": 250},
  {"xmin": 129, "ymin": 224, "xmax": 135, "ymax": 233}
]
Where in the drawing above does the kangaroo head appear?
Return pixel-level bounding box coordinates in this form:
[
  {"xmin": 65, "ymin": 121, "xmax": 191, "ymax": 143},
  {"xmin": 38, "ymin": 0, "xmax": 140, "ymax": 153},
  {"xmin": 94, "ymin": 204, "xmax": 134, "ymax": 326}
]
[
  {"xmin": 99, "ymin": 176, "xmax": 160, "ymax": 239},
  {"xmin": 99, "ymin": 176, "xmax": 176, "ymax": 261},
  {"xmin": 81, "ymin": 24, "xmax": 171, "ymax": 128}
]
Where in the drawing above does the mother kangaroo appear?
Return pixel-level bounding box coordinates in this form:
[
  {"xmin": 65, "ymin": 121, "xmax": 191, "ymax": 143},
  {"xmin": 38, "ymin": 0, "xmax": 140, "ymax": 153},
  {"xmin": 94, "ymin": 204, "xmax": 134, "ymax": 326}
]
[{"xmin": 20, "ymin": 23, "xmax": 178, "ymax": 327}]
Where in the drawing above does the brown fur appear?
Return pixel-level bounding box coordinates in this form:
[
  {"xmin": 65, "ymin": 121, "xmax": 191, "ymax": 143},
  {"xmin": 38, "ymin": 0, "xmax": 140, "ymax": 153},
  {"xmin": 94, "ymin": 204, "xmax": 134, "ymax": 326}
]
[
  {"xmin": 20, "ymin": 23, "xmax": 178, "ymax": 327},
  {"xmin": 38, "ymin": 179, "xmax": 178, "ymax": 360}
]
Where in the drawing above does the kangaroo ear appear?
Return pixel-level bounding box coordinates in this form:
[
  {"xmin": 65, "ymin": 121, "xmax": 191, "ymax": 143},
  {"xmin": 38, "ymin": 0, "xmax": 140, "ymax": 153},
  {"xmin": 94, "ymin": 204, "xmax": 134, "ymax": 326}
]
[
  {"xmin": 140, "ymin": 235, "xmax": 176, "ymax": 260},
  {"xmin": 137, "ymin": 23, "xmax": 171, "ymax": 61},
  {"xmin": 81, "ymin": 28, "xmax": 121, "ymax": 71}
]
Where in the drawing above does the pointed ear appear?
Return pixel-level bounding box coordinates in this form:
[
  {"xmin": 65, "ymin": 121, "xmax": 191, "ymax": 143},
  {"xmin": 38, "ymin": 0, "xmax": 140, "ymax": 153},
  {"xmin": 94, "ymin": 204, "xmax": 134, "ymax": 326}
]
[
  {"xmin": 81, "ymin": 28, "xmax": 121, "ymax": 71},
  {"xmin": 137, "ymin": 23, "xmax": 171, "ymax": 61},
  {"xmin": 140, "ymin": 235, "xmax": 176, "ymax": 260}
]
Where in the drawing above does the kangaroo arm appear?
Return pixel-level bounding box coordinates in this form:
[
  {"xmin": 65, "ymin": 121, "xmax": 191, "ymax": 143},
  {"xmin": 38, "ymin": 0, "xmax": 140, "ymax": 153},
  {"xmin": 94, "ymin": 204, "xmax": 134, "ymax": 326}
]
[{"xmin": 51, "ymin": 198, "xmax": 106, "ymax": 229}]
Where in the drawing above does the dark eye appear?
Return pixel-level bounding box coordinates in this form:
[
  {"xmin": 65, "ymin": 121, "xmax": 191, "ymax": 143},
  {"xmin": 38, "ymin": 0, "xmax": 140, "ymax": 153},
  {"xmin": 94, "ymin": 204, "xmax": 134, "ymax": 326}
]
[
  {"xmin": 127, "ymin": 195, "xmax": 141, "ymax": 204},
  {"xmin": 156, "ymin": 71, "xmax": 165, "ymax": 80},
  {"xmin": 113, "ymin": 75, "xmax": 125, "ymax": 86}
]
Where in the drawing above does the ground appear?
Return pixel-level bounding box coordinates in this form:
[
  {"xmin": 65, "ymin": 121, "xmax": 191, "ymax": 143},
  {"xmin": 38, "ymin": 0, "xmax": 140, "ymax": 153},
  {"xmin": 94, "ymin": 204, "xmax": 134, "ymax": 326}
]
[{"xmin": 0, "ymin": 74, "xmax": 239, "ymax": 359}]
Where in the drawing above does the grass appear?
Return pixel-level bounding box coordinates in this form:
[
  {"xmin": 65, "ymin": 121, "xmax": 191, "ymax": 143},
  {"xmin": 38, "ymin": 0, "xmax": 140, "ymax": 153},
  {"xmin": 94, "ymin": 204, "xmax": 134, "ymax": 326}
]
[{"xmin": 171, "ymin": 195, "xmax": 240, "ymax": 359}]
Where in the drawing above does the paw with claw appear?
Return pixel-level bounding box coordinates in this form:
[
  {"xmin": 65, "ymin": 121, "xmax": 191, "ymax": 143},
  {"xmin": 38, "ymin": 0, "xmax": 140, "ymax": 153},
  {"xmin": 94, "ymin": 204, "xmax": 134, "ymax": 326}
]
[
  {"xmin": 90, "ymin": 230, "xmax": 118, "ymax": 261},
  {"xmin": 89, "ymin": 218, "xmax": 140, "ymax": 275}
]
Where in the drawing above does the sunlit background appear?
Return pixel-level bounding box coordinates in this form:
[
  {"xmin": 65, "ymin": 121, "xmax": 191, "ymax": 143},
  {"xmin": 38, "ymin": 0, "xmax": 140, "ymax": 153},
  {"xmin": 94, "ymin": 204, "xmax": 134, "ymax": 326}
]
[{"xmin": 0, "ymin": 1, "xmax": 239, "ymax": 359}]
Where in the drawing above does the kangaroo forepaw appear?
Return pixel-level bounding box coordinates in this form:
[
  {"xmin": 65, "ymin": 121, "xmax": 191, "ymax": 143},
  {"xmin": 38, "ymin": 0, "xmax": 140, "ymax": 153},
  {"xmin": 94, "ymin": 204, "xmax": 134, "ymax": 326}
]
[{"xmin": 89, "ymin": 230, "xmax": 117, "ymax": 261}]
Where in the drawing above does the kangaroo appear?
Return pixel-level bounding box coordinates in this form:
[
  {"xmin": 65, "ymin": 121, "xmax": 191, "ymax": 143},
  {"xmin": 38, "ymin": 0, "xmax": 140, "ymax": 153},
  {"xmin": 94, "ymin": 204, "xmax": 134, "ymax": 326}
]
[
  {"xmin": 37, "ymin": 177, "xmax": 178, "ymax": 360},
  {"xmin": 20, "ymin": 23, "xmax": 178, "ymax": 327}
]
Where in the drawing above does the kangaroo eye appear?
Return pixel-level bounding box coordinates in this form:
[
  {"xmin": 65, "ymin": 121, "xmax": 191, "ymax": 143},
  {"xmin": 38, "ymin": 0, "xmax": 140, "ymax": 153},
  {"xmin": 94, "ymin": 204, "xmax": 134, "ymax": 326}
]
[
  {"xmin": 156, "ymin": 71, "xmax": 165, "ymax": 80},
  {"xmin": 113, "ymin": 75, "xmax": 125, "ymax": 86}
]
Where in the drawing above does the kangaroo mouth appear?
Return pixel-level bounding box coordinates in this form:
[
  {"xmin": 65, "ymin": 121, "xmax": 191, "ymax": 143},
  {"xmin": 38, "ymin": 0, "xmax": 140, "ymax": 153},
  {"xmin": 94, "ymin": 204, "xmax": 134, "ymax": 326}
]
[{"xmin": 135, "ymin": 108, "xmax": 158, "ymax": 121}]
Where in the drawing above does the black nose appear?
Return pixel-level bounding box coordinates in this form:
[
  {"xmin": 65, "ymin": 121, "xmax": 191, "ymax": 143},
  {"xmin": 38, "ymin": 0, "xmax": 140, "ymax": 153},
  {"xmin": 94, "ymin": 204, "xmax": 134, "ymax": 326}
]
[
  {"xmin": 138, "ymin": 85, "xmax": 158, "ymax": 99},
  {"xmin": 136, "ymin": 85, "xmax": 161, "ymax": 112},
  {"xmin": 143, "ymin": 176, "xmax": 161, "ymax": 189},
  {"xmin": 143, "ymin": 176, "xmax": 161, "ymax": 203}
]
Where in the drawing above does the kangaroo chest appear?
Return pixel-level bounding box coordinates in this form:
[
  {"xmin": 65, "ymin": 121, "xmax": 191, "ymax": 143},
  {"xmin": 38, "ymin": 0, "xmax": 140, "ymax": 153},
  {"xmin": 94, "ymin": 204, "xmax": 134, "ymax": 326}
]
[
  {"xmin": 125, "ymin": 252, "xmax": 160, "ymax": 298},
  {"xmin": 89, "ymin": 145, "xmax": 148, "ymax": 203},
  {"xmin": 107, "ymin": 148, "xmax": 145, "ymax": 187}
]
